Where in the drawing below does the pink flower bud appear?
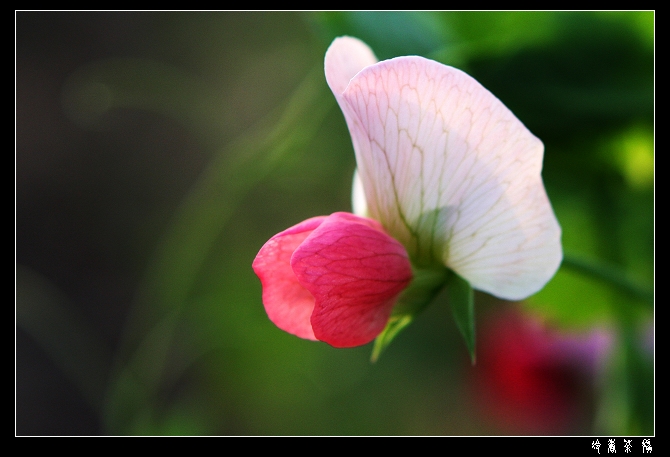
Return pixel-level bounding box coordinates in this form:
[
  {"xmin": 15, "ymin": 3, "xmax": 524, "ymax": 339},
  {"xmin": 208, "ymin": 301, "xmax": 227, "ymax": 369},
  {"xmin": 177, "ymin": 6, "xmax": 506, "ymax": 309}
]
[{"xmin": 253, "ymin": 212, "xmax": 413, "ymax": 348}]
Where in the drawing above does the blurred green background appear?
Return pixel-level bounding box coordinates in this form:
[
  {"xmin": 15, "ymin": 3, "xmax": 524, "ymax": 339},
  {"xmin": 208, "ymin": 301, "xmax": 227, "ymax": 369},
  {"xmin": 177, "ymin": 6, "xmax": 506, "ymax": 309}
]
[{"xmin": 16, "ymin": 11, "xmax": 653, "ymax": 435}]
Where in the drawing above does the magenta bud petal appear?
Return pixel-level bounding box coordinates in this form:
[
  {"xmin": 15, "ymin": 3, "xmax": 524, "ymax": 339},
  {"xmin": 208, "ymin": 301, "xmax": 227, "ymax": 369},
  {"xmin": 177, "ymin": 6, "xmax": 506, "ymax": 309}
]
[
  {"xmin": 252, "ymin": 216, "xmax": 327, "ymax": 341},
  {"xmin": 291, "ymin": 212, "xmax": 413, "ymax": 348},
  {"xmin": 253, "ymin": 212, "xmax": 412, "ymax": 347}
]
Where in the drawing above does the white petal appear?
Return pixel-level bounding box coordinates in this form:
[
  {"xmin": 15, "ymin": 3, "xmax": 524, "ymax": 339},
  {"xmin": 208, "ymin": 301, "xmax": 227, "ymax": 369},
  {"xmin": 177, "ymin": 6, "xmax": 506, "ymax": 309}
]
[
  {"xmin": 325, "ymin": 36, "xmax": 378, "ymax": 103},
  {"xmin": 351, "ymin": 169, "xmax": 369, "ymax": 218},
  {"xmin": 326, "ymin": 37, "xmax": 561, "ymax": 300}
]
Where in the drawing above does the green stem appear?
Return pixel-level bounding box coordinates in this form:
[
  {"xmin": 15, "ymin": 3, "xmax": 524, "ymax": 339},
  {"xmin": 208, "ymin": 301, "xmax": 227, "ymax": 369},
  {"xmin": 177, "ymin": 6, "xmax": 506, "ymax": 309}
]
[{"xmin": 561, "ymin": 253, "xmax": 653, "ymax": 307}]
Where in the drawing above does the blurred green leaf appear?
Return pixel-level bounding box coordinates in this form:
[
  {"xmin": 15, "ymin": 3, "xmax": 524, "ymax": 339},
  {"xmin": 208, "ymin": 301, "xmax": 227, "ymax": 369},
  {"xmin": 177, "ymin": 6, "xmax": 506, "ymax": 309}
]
[{"xmin": 309, "ymin": 11, "xmax": 449, "ymax": 59}]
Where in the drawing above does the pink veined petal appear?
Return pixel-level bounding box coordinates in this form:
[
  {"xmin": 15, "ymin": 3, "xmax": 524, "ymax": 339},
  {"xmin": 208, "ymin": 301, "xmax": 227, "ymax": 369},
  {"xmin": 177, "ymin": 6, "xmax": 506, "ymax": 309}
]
[
  {"xmin": 325, "ymin": 36, "xmax": 378, "ymax": 104},
  {"xmin": 291, "ymin": 212, "xmax": 412, "ymax": 348},
  {"xmin": 325, "ymin": 37, "xmax": 562, "ymax": 300},
  {"xmin": 325, "ymin": 36, "xmax": 380, "ymax": 160},
  {"xmin": 252, "ymin": 217, "xmax": 327, "ymax": 340}
]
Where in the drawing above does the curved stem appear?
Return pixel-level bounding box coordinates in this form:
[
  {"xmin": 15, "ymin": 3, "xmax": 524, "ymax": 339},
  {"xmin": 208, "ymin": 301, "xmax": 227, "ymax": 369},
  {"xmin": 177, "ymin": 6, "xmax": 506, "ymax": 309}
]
[{"xmin": 561, "ymin": 253, "xmax": 653, "ymax": 307}]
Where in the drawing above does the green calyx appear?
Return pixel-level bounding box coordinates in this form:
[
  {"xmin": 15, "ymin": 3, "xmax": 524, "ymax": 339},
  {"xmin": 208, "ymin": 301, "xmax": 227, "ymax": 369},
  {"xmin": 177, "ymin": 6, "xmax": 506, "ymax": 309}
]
[{"xmin": 372, "ymin": 266, "xmax": 476, "ymax": 363}]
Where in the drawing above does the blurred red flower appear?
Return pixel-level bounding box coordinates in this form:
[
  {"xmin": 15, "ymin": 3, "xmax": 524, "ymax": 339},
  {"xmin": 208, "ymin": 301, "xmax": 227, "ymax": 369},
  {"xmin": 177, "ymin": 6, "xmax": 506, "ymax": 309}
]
[{"xmin": 470, "ymin": 308, "xmax": 611, "ymax": 434}]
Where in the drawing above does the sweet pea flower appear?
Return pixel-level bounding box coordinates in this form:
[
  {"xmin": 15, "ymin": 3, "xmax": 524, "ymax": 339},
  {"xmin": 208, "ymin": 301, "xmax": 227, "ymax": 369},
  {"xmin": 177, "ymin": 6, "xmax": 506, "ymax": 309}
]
[{"xmin": 253, "ymin": 36, "xmax": 561, "ymax": 349}]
